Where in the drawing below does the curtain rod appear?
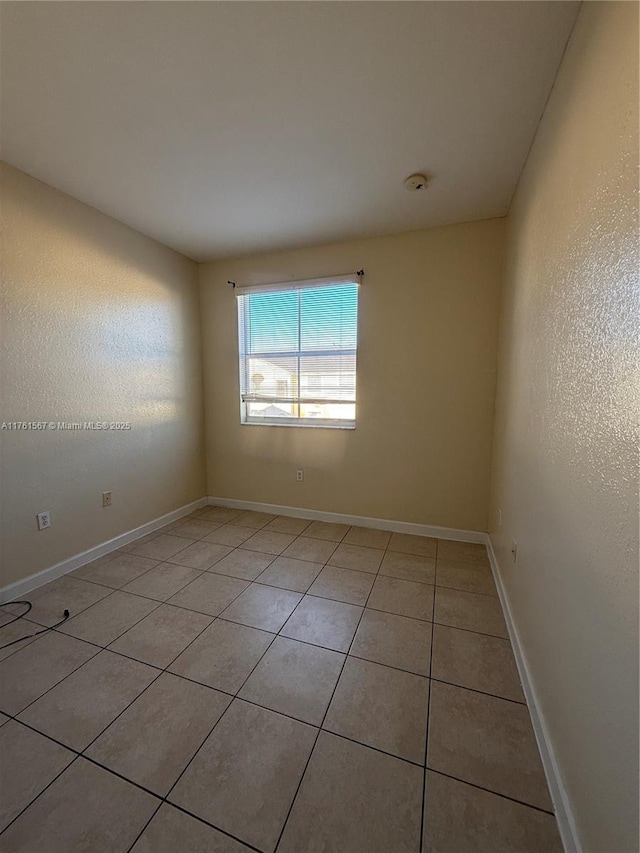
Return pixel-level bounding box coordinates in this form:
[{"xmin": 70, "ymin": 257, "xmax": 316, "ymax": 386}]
[{"xmin": 227, "ymin": 270, "xmax": 364, "ymax": 289}]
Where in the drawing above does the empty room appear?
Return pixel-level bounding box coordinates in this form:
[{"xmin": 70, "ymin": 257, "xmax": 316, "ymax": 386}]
[{"xmin": 0, "ymin": 2, "xmax": 638, "ymax": 852}]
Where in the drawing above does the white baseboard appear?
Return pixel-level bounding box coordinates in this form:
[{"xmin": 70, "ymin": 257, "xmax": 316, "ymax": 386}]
[
  {"xmin": 485, "ymin": 535, "xmax": 582, "ymax": 853},
  {"xmin": 0, "ymin": 497, "xmax": 208, "ymax": 604},
  {"xmin": 207, "ymin": 496, "xmax": 486, "ymax": 543}
]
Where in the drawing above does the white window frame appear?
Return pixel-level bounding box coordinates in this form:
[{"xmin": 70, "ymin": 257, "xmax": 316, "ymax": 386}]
[{"xmin": 235, "ymin": 273, "xmax": 361, "ymax": 429}]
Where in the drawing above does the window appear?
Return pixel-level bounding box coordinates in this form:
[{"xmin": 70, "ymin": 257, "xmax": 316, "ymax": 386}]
[{"xmin": 236, "ymin": 273, "xmax": 360, "ymax": 428}]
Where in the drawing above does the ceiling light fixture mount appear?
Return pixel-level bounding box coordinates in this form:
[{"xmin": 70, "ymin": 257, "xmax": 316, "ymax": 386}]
[{"xmin": 404, "ymin": 173, "xmax": 428, "ymax": 192}]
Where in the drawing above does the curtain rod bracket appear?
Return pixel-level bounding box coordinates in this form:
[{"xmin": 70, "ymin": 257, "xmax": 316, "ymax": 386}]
[
  {"xmin": 357, "ymin": 269, "xmax": 364, "ymax": 277},
  {"xmin": 227, "ymin": 280, "xmax": 236, "ymax": 288}
]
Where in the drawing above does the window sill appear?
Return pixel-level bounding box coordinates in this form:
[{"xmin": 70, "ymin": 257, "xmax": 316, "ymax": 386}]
[{"xmin": 241, "ymin": 420, "xmax": 356, "ymax": 430}]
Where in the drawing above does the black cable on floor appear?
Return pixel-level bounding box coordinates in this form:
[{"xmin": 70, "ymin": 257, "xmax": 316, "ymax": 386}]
[{"xmin": 0, "ymin": 600, "xmax": 70, "ymax": 650}]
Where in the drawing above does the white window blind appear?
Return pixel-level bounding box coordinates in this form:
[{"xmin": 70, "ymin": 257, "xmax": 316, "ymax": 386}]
[{"xmin": 236, "ymin": 274, "xmax": 360, "ymax": 428}]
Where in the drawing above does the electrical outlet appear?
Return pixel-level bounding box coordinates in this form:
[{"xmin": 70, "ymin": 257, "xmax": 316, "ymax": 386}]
[
  {"xmin": 102, "ymin": 491, "xmax": 112, "ymax": 507},
  {"xmin": 37, "ymin": 511, "xmax": 51, "ymax": 531},
  {"xmin": 511, "ymin": 541, "xmax": 518, "ymax": 563},
  {"xmin": 497, "ymin": 508, "xmax": 502, "ymax": 527},
  {"xmin": 296, "ymin": 469, "xmax": 304, "ymax": 482}
]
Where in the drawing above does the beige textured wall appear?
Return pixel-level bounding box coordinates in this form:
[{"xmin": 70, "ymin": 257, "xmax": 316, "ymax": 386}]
[
  {"xmin": 489, "ymin": 4, "xmax": 639, "ymax": 851},
  {"xmin": 200, "ymin": 219, "xmax": 504, "ymax": 531},
  {"xmin": 0, "ymin": 163, "xmax": 205, "ymax": 587}
]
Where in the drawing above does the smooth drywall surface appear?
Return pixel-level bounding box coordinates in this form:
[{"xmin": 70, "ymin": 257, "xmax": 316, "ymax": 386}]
[
  {"xmin": 200, "ymin": 219, "xmax": 504, "ymax": 531},
  {"xmin": 489, "ymin": 4, "xmax": 639, "ymax": 851},
  {"xmin": 0, "ymin": 163, "xmax": 205, "ymax": 588}
]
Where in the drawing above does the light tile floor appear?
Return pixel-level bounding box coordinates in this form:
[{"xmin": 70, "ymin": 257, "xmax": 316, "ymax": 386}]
[{"xmin": 0, "ymin": 507, "xmax": 563, "ymax": 852}]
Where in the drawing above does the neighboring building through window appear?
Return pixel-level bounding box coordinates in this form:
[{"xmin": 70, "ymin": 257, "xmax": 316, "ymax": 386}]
[{"xmin": 236, "ymin": 274, "xmax": 360, "ymax": 427}]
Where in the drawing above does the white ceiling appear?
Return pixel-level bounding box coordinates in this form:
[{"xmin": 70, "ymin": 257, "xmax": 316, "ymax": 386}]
[{"xmin": 0, "ymin": 1, "xmax": 580, "ymax": 261}]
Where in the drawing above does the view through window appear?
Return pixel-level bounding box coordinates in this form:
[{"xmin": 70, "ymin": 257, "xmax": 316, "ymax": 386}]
[{"xmin": 237, "ymin": 275, "xmax": 359, "ymax": 427}]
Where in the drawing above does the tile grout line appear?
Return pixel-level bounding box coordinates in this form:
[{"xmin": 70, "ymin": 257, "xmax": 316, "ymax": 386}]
[
  {"xmin": 138, "ymin": 798, "xmax": 265, "ymax": 853},
  {"xmin": 1, "ymin": 583, "xmax": 121, "ymax": 636},
  {"xmin": 155, "ymin": 567, "xmax": 269, "ymax": 669},
  {"xmin": 72, "ymin": 554, "xmax": 165, "ymax": 593},
  {"xmin": 419, "ymin": 536, "xmax": 439, "ymax": 853},
  {"xmin": 79, "ymin": 555, "xmax": 498, "ymax": 599},
  {"xmin": 122, "ymin": 518, "xmax": 341, "ymax": 849},
  {"xmin": 5, "ymin": 696, "xmax": 425, "ymax": 777},
  {"xmin": 4, "ymin": 535, "xmax": 506, "ymax": 750},
  {"xmin": 4, "ymin": 552, "xmax": 506, "ymax": 714},
  {"xmin": 45, "ymin": 566, "xmax": 511, "ymax": 643},
  {"xmin": 2, "ymin": 513, "xmax": 503, "ymax": 851},
  {"xmin": 0, "ymin": 752, "xmax": 84, "ymax": 839},
  {"xmin": 123, "ymin": 799, "xmax": 164, "ymax": 853},
  {"xmin": 59, "ymin": 594, "xmax": 166, "ymax": 653},
  {"xmin": 272, "ymin": 532, "xmax": 393, "ymax": 852},
  {"xmin": 426, "ymin": 766, "xmax": 557, "ymax": 816},
  {"xmin": 0, "ymin": 510, "xmax": 338, "ymax": 847},
  {"xmin": 2, "ymin": 702, "xmax": 555, "ymax": 853},
  {"xmin": 2, "ymin": 709, "xmax": 265, "ymax": 853},
  {"xmin": 43, "ymin": 609, "xmax": 526, "ymax": 713},
  {"xmin": 2, "ymin": 641, "xmax": 105, "ymax": 720},
  {"xmin": 1, "ymin": 591, "xmax": 171, "ymax": 750}
]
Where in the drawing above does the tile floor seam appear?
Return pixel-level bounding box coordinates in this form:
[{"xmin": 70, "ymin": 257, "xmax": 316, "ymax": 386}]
[
  {"xmin": 379, "ymin": 572, "xmax": 436, "ymax": 587},
  {"xmin": 0, "ymin": 751, "xmax": 83, "ymax": 840},
  {"xmin": 431, "ymin": 619, "xmax": 508, "ymax": 641},
  {"xmin": 428, "ymin": 676, "xmax": 527, "ymax": 706},
  {"xmin": 47, "ymin": 627, "xmax": 112, "ymax": 656},
  {"xmin": 287, "ymin": 587, "xmax": 370, "ymax": 608},
  {"xmin": 176, "ymin": 569, "xmax": 260, "ymax": 623},
  {"xmin": 168, "ymin": 532, "xmax": 208, "ymax": 541},
  {"xmin": 1, "ymin": 594, "xmax": 167, "ymax": 720},
  {"xmin": 0, "ymin": 724, "xmax": 263, "ymax": 853},
  {"xmin": 214, "ymin": 611, "xmax": 285, "ymax": 697},
  {"xmin": 144, "ymin": 668, "xmax": 237, "ymax": 702},
  {"xmin": 434, "ymin": 580, "xmax": 497, "ymax": 597},
  {"xmin": 331, "ymin": 541, "xmax": 389, "ymax": 554},
  {"xmin": 61, "ymin": 593, "xmax": 165, "ymax": 649},
  {"xmin": 433, "ymin": 575, "xmax": 499, "ymax": 598},
  {"xmin": 323, "ymin": 561, "xmax": 385, "ymax": 575},
  {"xmin": 2, "ymin": 716, "xmax": 86, "ymax": 757},
  {"xmin": 66, "ymin": 559, "xmax": 164, "ymax": 594},
  {"xmin": 21, "ymin": 618, "xmax": 530, "ymax": 729},
  {"xmin": 101, "ymin": 641, "xmax": 437, "ymax": 740},
  {"xmin": 365, "ymin": 603, "xmax": 434, "ymax": 623},
  {"xmin": 3, "ymin": 520, "xmax": 558, "ymax": 851},
  {"xmin": 228, "ymin": 579, "xmax": 347, "ymax": 712},
  {"xmin": 81, "ymin": 751, "xmax": 171, "ymax": 802},
  {"xmin": 164, "ymin": 548, "xmax": 268, "ymax": 574},
  {"xmin": 301, "ymin": 524, "xmax": 350, "ymax": 544},
  {"xmin": 86, "ymin": 645, "xmax": 167, "ymax": 676},
  {"xmin": 314, "ymin": 727, "xmax": 426, "ymax": 770},
  {"xmin": 419, "ymin": 535, "xmax": 438, "ymax": 853},
  {"xmin": 0, "ymin": 639, "xmax": 103, "ymax": 719},
  {"xmin": 159, "ymin": 689, "xmax": 244, "ymax": 816},
  {"xmin": 17, "ymin": 583, "xmax": 121, "ymax": 630},
  {"xmin": 344, "ymin": 650, "xmax": 430, "ymax": 680},
  {"xmin": 16, "ymin": 652, "xmax": 163, "ymax": 763},
  {"xmin": 273, "ymin": 541, "xmax": 387, "ymax": 853},
  {"xmin": 425, "ymin": 768, "xmax": 557, "ymax": 816},
  {"xmin": 124, "ymin": 800, "xmax": 164, "ymax": 853},
  {"xmin": 78, "ymin": 664, "xmax": 167, "ymax": 757},
  {"xmin": 130, "ymin": 561, "xmax": 211, "ymax": 598},
  {"xmin": 144, "ymin": 533, "xmax": 202, "ymax": 561},
  {"xmin": 131, "ymin": 798, "xmax": 265, "ymax": 853},
  {"xmin": 48, "ymin": 608, "xmax": 193, "ymax": 660},
  {"xmin": 0, "ymin": 613, "xmax": 67, "ymax": 657},
  {"xmin": 166, "ymin": 564, "xmax": 268, "ymax": 590},
  {"xmin": 1, "ymin": 687, "xmax": 434, "ymax": 783},
  {"xmin": 106, "ymin": 606, "xmax": 216, "ymax": 671},
  {"xmin": 431, "ymin": 620, "xmax": 513, "ymax": 642}
]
